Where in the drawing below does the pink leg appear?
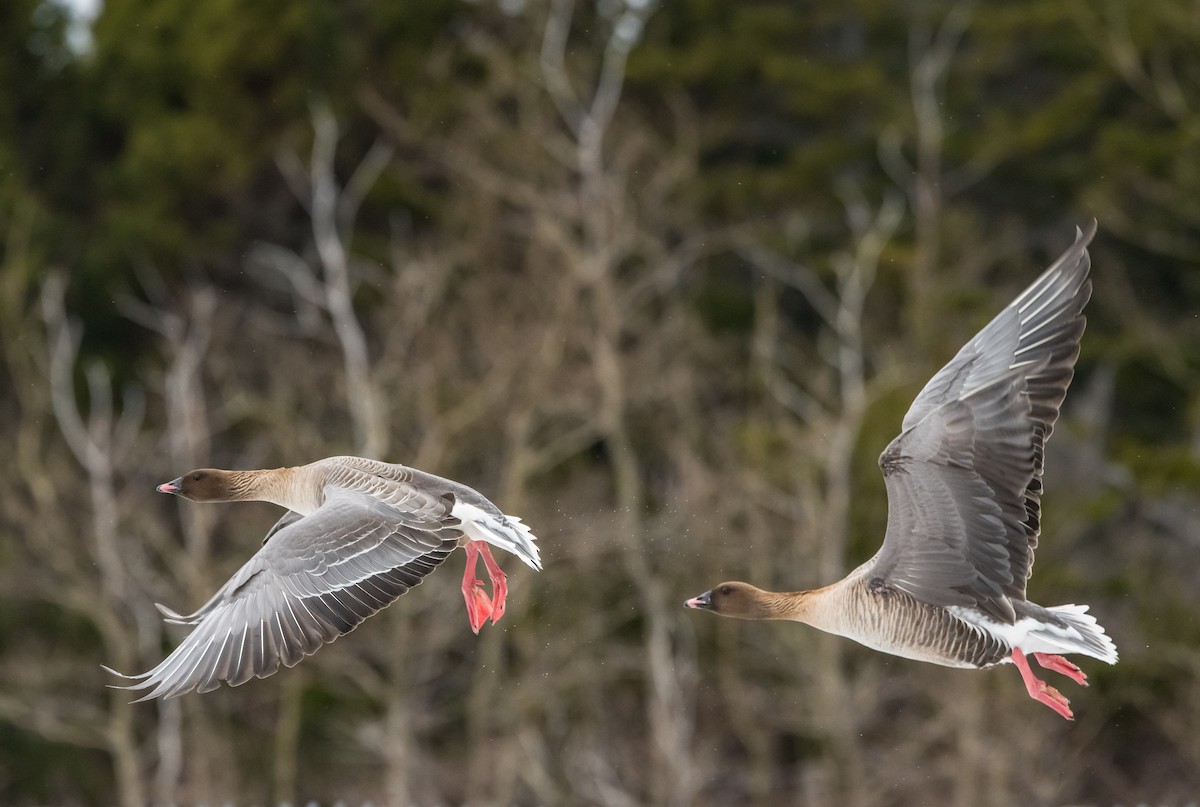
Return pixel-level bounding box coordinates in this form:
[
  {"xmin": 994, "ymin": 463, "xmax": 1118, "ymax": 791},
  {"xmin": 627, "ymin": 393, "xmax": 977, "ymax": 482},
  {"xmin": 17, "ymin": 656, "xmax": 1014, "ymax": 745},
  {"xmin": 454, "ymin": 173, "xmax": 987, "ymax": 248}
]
[
  {"xmin": 1011, "ymin": 648, "xmax": 1074, "ymax": 720},
  {"xmin": 460, "ymin": 542, "xmax": 493, "ymax": 634},
  {"xmin": 476, "ymin": 543, "xmax": 508, "ymax": 625},
  {"xmin": 1034, "ymin": 653, "xmax": 1088, "ymax": 686}
]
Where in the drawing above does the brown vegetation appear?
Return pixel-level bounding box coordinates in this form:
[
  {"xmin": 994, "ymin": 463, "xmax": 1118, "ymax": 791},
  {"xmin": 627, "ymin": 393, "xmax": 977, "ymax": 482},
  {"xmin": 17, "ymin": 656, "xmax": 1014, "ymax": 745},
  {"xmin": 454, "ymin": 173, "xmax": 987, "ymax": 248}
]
[{"xmin": 2, "ymin": 0, "xmax": 1199, "ymax": 804}]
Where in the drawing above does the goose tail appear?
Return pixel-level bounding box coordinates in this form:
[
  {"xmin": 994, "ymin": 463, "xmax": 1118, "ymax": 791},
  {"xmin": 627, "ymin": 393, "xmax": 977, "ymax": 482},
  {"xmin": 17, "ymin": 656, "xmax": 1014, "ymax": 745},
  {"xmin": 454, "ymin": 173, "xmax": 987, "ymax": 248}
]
[
  {"xmin": 453, "ymin": 501, "xmax": 543, "ymax": 571},
  {"xmin": 1030, "ymin": 604, "xmax": 1119, "ymax": 664}
]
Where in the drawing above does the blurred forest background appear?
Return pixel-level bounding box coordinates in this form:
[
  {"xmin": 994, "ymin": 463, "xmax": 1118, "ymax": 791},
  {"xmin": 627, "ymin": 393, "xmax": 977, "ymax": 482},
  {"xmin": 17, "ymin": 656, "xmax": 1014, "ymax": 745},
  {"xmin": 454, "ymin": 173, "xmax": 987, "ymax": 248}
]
[{"xmin": 2, "ymin": 0, "xmax": 1199, "ymax": 804}]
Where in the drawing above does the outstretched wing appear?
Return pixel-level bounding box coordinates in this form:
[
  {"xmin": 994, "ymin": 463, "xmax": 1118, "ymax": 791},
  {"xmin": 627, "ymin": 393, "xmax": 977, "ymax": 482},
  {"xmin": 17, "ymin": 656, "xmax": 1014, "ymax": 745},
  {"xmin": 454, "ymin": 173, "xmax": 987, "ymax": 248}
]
[
  {"xmin": 110, "ymin": 488, "xmax": 459, "ymax": 700},
  {"xmin": 864, "ymin": 223, "xmax": 1094, "ymax": 623}
]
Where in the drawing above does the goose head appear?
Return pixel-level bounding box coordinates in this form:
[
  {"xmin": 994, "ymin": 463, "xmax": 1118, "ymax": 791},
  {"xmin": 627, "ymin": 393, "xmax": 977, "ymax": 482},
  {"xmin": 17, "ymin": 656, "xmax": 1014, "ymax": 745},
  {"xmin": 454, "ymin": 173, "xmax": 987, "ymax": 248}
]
[
  {"xmin": 157, "ymin": 469, "xmax": 247, "ymax": 502},
  {"xmin": 684, "ymin": 581, "xmax": 786, "ymax": 620}
]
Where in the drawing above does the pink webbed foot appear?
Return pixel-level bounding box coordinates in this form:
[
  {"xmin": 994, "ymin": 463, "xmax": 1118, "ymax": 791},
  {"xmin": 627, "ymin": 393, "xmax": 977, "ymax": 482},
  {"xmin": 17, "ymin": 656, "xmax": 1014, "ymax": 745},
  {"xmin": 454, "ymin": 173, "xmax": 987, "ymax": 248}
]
[
  {"xmin": 464, "ymin": 581, "xmax": 493, "ymax": 634},
  {"xmin": 1035, "ymin": 653, "xmax": 1088, "ymax": 686},
  {"xmin": 1011, "ymin": 648, "xmax": 1074, "ymax": 720},
  {"xmin": 460, "ymin": 542, "xmax": 494, "ymax": 634},
  {"xmin": 476, "ymin": 543, "xmax": 509, "ymax": 625}
]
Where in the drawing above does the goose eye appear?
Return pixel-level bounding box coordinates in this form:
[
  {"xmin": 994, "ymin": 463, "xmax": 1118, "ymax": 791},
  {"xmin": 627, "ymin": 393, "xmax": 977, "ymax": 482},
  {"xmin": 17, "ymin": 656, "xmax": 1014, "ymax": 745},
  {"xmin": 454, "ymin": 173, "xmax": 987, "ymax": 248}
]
[
  {"xmin": 719, "ymin": 586, "xmax": 732, "ymax": 596},
  {"xmin": 192, "ymin": 472, "xmax": 202, "ymax": 481}
]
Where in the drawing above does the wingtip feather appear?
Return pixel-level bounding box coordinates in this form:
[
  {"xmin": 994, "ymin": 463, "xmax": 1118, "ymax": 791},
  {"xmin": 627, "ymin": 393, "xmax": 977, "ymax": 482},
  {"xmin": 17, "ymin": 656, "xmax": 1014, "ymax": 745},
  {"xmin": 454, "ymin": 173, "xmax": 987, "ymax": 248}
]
[
  {"xmin": 101, "ymin": 663, "xmax": 153, "ymax": 681},
  {"xmin": 155, "ymin": 601, "xmax": 199, "ymax": 625}
]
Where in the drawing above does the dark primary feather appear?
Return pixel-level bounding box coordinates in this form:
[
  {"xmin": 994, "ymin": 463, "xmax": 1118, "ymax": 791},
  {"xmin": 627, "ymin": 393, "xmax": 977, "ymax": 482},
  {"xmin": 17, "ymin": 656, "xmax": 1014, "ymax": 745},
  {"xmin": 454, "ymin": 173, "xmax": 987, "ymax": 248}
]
[
  {"xmin": 261, "ymin": 509, "xmax": 303, "ymax": 544},
  {"xmin": 112, "ymin": 488, "xmax": 458, "ymax": 700},
  {"xmin": 866, "ymin": 222, "xmax": 1095, "ymax": 624}
]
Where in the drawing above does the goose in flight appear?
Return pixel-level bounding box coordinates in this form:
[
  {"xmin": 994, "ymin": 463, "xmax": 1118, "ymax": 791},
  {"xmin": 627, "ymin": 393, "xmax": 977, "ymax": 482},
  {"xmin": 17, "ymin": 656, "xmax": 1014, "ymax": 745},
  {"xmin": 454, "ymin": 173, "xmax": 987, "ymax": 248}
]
[
  {"xmin": 685, "ymin": 221, "xmax": 1115, "ymax": 719},
  {"xmin": 107, "ymin": 455, "xmax": 540, "ymax": 700}
]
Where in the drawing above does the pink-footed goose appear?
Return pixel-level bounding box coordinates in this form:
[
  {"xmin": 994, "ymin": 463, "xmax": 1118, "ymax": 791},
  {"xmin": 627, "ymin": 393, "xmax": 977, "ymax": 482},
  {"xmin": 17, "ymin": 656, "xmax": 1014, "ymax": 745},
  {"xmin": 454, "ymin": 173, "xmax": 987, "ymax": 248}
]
[
  {"xmin": 107, "ymin": 456, "xmax": 540, "ymax": 700},
  {"xmin": 685, "ymin": 221, "xmax": 1116, "ymax": 720}
]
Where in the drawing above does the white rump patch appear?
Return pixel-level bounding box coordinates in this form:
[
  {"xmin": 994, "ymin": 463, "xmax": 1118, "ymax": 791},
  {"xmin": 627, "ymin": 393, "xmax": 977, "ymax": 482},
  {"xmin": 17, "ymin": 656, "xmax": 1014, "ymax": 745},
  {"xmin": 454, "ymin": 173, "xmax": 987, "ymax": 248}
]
[{"xmin": 949, "ymin": 604, "xmax": 1118, "ymax": 664}]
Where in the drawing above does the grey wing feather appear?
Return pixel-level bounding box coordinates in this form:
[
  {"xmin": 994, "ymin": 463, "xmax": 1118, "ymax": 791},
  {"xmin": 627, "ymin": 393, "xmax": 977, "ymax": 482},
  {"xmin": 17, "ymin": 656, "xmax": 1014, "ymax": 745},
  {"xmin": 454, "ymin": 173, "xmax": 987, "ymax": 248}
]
[
  {"xmin": 866, "ymin": 223, "xmax": 1094, "ymax": 623},
  {"xmin": 112, "ymin": 488, "xmax": 459, "ymax": 700},
  {"xmin": 898, "ymin": 221, "xmax": 1094, "ymax": 434},
  {"xmin": 262, "ymin": 510, "xmax": 303, "ymax": 544}
]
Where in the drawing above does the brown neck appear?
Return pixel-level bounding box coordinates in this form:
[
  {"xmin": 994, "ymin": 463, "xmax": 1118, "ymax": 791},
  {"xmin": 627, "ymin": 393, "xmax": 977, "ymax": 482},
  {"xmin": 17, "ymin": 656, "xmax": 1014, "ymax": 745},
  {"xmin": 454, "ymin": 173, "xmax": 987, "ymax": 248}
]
[
  {"xmin": 717, "ymin": 585, "xmax": 820, "ymax": 622},
  {"xmin": 221, "ymin": 468, "xmax": 287, "ymax": 503},
  {"xmin": 757, "ymin": 589, "xmax": 818, "ymax": 622}
]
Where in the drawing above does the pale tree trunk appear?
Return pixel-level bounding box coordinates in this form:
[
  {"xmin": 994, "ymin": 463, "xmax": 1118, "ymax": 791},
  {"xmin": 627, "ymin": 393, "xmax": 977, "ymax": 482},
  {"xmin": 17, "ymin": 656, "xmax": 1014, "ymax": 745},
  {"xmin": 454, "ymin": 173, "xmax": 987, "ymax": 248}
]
[
  {"xmin": 357, "ymin": 1, "xmax": 707, "ymax": 799},
  {"xmin": 382, "ymin": 611, "xmax": 416, "ymax": 806},
  {"xmin": 905, "ymin": 9, "xmax": 1002, "ymax": 805},
  {"xmin": 539, "ymin": 1, "xmax": 699, "ymax": 803},
  {"xmin": 743, "ymin": 190, "xmax": 902, "ymax": 803},
  {"xmin": 308, "ymin": 103, "xmax": 392, "ymax": 461},
  {"xmin": 253, "ymin": 102, "xmax": 403, "ymax": 804},
  {"xmin": 878, "ymin": 3, "xmax": 975, "ymax": 358},
  {"xmin": 41, "ymin": 276, "xmax": 146, "ymax": 807},
  {"xmin": 122, "ymin": 279, "xmax": 221, "ymax": 805}
]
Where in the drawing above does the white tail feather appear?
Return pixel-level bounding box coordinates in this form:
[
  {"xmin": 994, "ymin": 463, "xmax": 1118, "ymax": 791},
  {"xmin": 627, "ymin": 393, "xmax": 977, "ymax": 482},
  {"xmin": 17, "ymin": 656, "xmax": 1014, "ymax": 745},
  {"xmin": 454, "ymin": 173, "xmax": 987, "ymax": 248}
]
[
  {"xmin": 1039, "ymin": 604, "xmax": 1118, "ymax": 664},
  {"xmin": 452, "ymin": 502, "xmax": 542, "ymax": 571},
  {"xmin": 953, "ymin": 603, "xmax": 1119, "ymax": 665}
]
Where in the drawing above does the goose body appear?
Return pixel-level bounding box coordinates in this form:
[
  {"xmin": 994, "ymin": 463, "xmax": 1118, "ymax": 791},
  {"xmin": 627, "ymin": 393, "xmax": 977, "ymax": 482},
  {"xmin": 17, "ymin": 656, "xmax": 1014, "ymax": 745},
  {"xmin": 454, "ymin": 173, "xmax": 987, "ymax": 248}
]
[
  {"xmin": 685, "ymin": 222, "xmax": 1116, "ymax": 719},
  {"xmin": 108, "ymin": 456, "xmax": 540, "ymax": 700}
]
